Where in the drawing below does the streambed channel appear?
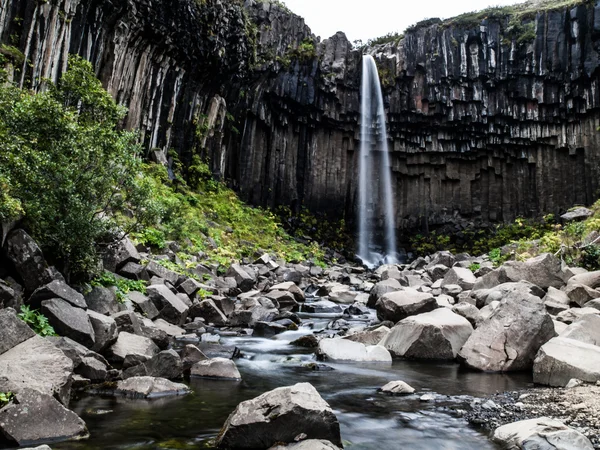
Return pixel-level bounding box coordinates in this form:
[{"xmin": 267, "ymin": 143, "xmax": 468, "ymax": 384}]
[{"xmin": 55, "ymin": 310, "xmax": 531, "ymax": 450}]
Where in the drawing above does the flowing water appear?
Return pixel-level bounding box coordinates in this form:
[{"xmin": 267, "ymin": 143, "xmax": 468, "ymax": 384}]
[
  {"xmin": 358, "ymin": 55, "xmax": 398, "ymax": 268},
  {"xmin": 54, "ymin": 313, "xmax": 532, "ymax": 450}
]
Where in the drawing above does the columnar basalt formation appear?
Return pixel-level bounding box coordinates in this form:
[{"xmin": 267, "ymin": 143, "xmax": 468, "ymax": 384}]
[{"xmin": 2, "ymin": 0, "xmax": 600, "ymax": 234}]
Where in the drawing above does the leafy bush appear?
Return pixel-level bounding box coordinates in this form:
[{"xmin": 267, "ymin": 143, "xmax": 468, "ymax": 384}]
[
  {"xmin": 18, "ymin": 305, "xmax": 56, "ymax": 337},
  {"xmin": 91, "ymin": 271, "xmax": 146, "ymax": 302},
  {"xmin": 468, "ymin": 263, "xmax": 481, "ymax": 272},
  {"xmin": 0, "ymin": 392, "xmax": 14, "ymax": 408}
]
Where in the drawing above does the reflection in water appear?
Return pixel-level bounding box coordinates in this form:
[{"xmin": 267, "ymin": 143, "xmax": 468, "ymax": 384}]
[{"xmin": 54, "ymin": 320, "xmax": 533, "ymax": 450}]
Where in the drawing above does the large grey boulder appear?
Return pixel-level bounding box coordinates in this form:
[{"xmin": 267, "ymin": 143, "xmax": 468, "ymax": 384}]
[
  {"xmin": 48, "ymin": 336, "xmax": 110, "ymax": 382},
  {"xmin": 377, "ymin": 380, "xmax": 415, "ymax": 396},
  {"xmin": 367, "ymin": 278, "xmax": 403, "ymax": 308},
  {"xmin": 318, "ymin": 338, "xmax": 391, "ymax": 362},
  {"xmin": 86, "ymin": 310, "xmax": 118, "ymax": 352},
  {"xmin": 41, "ymin": 298, "xmax": 95, "ymax": 348},
  {"xmin": 147, "ymin": 284, "xmax": 189, "ymax": 326},
  {"xmin": 344, "ymin": 326, "xmax": 390, "ymax": 346},
  {"xmin": 102, "ymin": 236, "xmax": 140, "ymax": 273},
  {"xmin": 302, "ymin": 300, "xmax": 342, "ymax": 314},
  {"xmin": 84, "ymin": 285, "xmax": 121, "ymax": 315},
  {"xmin": 473, "ymin": 281, "xmax": 544, "ymax": 308},
  {"xmin": 190, "ymin": 299, "xmax": 228, "ymax": 326},
  {"xmin": 381, "ymin": 309, "xmax": 473, "ymax": 359},
  {"xmin": 441, "ymin": 267, "xmax": 476, "ymax": 291},
  {"xmin": 458, "ymin": 298, "xmax": 555, "ymax": 372},
  {"xmin": 563, "ymin": 283, "xmax": 600, "ymax": 307},
  {"xmin": 127, "ymin": 291, "xmax": 159, "ymax": 319},
  {"xmin": 216, "ymin": 383, "xmax": 342, "ymax": 449},
  {"xmin": 565, "ymin": 270, "xmax": 600, "ymax": 289},
  {"xmin": 0, "ymin": 335, "xmax": 73, "ymax": 405},
  {"xmin": 0, "ymin": 307, "xmax": 35, "ymax": 355},
  {"xmin": 113, "ymin": 376, "xmax": 190, "ymax": 398},
  {"xmin": 106, "ymin": 332, "xmax": 160, "ymax": 368},
  {"xmin": 560, "ymin": 314, "xmax": 600, "ymax": 346},
  {"xmin": 556, "ymin": 307, "xmax": 600, "ymax": 324},
  {"xmin": 561, "ymin": 207, "xmax": 593, "ymax": 221},
  {"xmin": 191, "ymin": 357, "xmax": 241, "ymax": 380},
  {"xmin": 269, "ymin": 282, "xmax": 305, "ymax": 302},
  {"xmin": 376, "ymin": 288, "xmax": 437, "ymax": 323},
  {"xmin": 533, "ymin": 337, "xmax": 600, "ymax": 386},
  {"xmin": 265, "ymin": 290, "xmax": 298, "ymax": 310},
  {"xmin": 145, "ymin": 260, "xmax": 180, "ymax": 285},
  {"xmin": 123, "ymin": 349, "xmax": 183, "ymax": 380},
  {"xmin": 0, "ymin": 389, "xmax": 88, "ymax": 446},
  {"xmin": 451, "ymin": 303, "xmax": 481, "ymax": 328},
  {"xmin": 226, "ymin": 264, "xmax": 254, "ymax": 292},
  {"xmin": 492, "ymin": 417, "xmax": 594, "ymax": 449},
  {"xmin": 111, "ymin": 310, "xmax": 143, "ymax": 335},
  {"xmin": 29, "ymin": 280, "xmax": 87, "ymax": 309}
]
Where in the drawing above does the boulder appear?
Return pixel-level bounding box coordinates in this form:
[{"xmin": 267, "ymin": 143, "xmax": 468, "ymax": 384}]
[
  {"xmin": 0, "ymin": 307, "xmax": 35, "ymax": 355},
  {"xmin": 229, "ymin": 305, "xmax": 278, "ymax": 327},
  {"xmin": 302, "ymin": 300, "xmax": 342, "ymax": 314},
  {"xmin": 216, "ymin": 383, "xmax": 342, "ymax": 449},
  {"xmin": 41, "ymin": 299, "xmax": 95, "ymax": 348},
  {"xmin": 113, "ymin": 376, "xmax": 190, "ymax": 398},
  {"xmin": 254, "ymin": 321, "xmax": 288, "ymax": 337},
  {"xmin": 492, "ymin": 417, "xmax": 594, "ymax": 449},
  {"xmin": 376, "ymin": 288, "xmax": 437, "ymax": 323},
  {"xmin": 426, "ymin": 251, "xmax": 455, "ymax": 269},
  {"xmin": 533, "ymin": 337, "xmax": 600, "ymax": 386},
  {"xmin": 152, "ymin": 318, "xmax": 185, "ymax": 337},
  {"xmin": 48, "ymin": 336, "xmax": 109, "ymax": 382},
  {"xmin": 86, "ymin": 310, "xmax": 118, "ymax": 352},
  {"xmin": 102, "ymin": 236, "xmax": 141, "ymax": 272},
  {"xmin": 147, "ymin": 284, "xmax": 189, "ymax": 326},
  {"xmin": 145, "ymin": 261, "xmax": 179, "ymax": 285},
  {"xmin": 84, "ymin": 285, "xmax": 121, "ymax": 315},
  {"xmin": 0, "ymin": 336, "xmax": 73, "ymax": 405},
  {"xmin": 564, "ymin": 283, "xmax": 600, "ymax": 307},
  {"xmin": 111, "ymin": 310, "xmax": 143, "ymax": 335},
  {"xmin": 378, "ymin": 380, "xmax": 415, "ymax": 395},
  {"xmin": 269, "ymin": 282, "xmax": 305, "ymax": 302},
  {"xmin": 458, "ymin": 298, "xmax": 555, "ymax": 372},
  {"xmin": 4, "ymin": 229, "xmax": 55, "ymax": 293},
  {"xmin": 182, "ymin": 344, "xmax": 208, "ymax": 371},
  {"xmin": 107, "ymin": 332, "xmax": 159, "ymax": 368},
  {"xmin": 127, "ymin": 291, "xmax": 159, "ymax": 319},
  {"xmin": 268, "ymin": 440, "xmax": 341, "ymax": 450},
  {"xmin": 191, "ymin": 357, "xmax": 241, "ymax": 380},
  {"xmin": 441, "ymin": 267, "xmax": 476, "ymax": 291},
  {"xmin": 119, "ymin": 262, "xmax": 149, "ymax": 281},
  {"xmin": 344, "ymin": 302, "xmax": 370, "ymax": 316},
  {"xmin": 367, "ymin": 279, "xmax": 403, "ymax": 308},
  {"xmin": 123, "ymin": 349, "xmax": 183, "ymax": 380},
  {"xmin": 382, "ymin": 309, "xmax": 473, "ymax": 359},
  {"xmin": 328, "ymin": 286, "xmax": 359, "ymax": 304},
  {"xmin": 226, "ymin": 264, "xmax": 254, "ymax": 292},
  {"xmin": 561, "ymin": 207, "xmax": 593, "ymax": 221},
  {"xmin": 451, "ymin": 303, "xmax": 481, "ymax": 328},
  {"xmin": 560, "ymin": 315, "xmax": 600, "ymax": 346},
  {"xmin": 556, "ymin": 307, "xmax": 600, "ymax": 324},
  {"xmin": 0, "ymin": 389, "xmax": 88, "ymax": 446},
  {"xmin": 565, "ymin": 270, "xmax": 600, "ymax": 289},
  {"xmin": 318, "ymin": 339, "xmax": 391, "ymax": 362},
  {"xmin": 344, "ymin": 326, "xmax": 390, "ymax": 346},
  {"xmin": 265, "ymin": 290, "xmax": 298, "ymax": 311},
  {"xmin": 189, "ymin": 299, "xmax": 228, "ymax": 326},
  {"xmin": 29, "ymin": 280, "xmax": 87, "ymax": 309},
  {"xmin": 473, "ymin": 281, "xmax": 545, "ymax": 308}
]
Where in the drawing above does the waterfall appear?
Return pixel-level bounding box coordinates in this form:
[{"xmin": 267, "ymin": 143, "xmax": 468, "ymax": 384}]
[{"xmin": 357, "ymin": 55, "xmax": 397, "ymax": 268}]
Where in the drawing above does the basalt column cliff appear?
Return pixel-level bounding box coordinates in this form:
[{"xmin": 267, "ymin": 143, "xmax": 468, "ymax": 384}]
[{"xmin": 1, "ymin": 0, "xmax": 600, "ymax": 233}]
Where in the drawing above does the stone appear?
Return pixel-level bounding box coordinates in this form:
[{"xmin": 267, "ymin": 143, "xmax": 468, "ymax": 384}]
[
  {"xmin": 152, "ymin": 318, "xmax": 185, "ymax": 337},
  {"xmin": 182, "ymin": 344, "xmax": 208, "ymax": 370},
  {"xmin": 127, "ymin": 291, "xmax": 160, "ymax": 319},
  {"xmin": 0, "ymin": 336, "xmax": 73, "ymax": 405},
  {"xmin": 426, "ymin": 251, "xmax": 455, "ymax": 269},
  {"xmin": 566, "ymin": 270, "xmax": 600, "ymax": 289},
  {"xmin": 301, "ymin": 300, "xmax": 343, "ymax": 314},
  {"xmin": 226, "ymin": 264, "xmax": 254, "ymax": 292},
  {"xmin": 376, "ymin": 288, "xmax": 437, "ymax": 323},
  {"xmin": 328, "ymin": 286, "xmax": 359, "ymax": 304},
  {"xmin": 451, "ymin": 303, "xmax": 481, "ymax": 328},
  {"xmin": 458, "ymin": 297, "xmax": 555, "ymax": 372},
  {"xmin": 472, "ymin": 281, "xmax": 545, "ymax": 309},
  {"xmin": 291, "ymin": 334, "xmax": 319, "ymax": 348},
  {"xmin": 145, "ymin": 261, "xmax": 179, "ymax": 285},
  {"xmin": 0, "ymin": 389, "xmax": 88, "ymax": 446},
  {"xmin": 560, "ymin": 315, "xmax": 600, "ymax": 345},
  {"xmin": 344, "ymin": 302, "xmax": 370, "ymax": 316},
  {"xmin": 119, "ymin": 262, "xmax": 149, "ymax": 281},
  {"xmin": 254, "ymin": 321, "xmax": 288, "ymax": 337},
  {"xmin": 216, "ymin": 383, "xmax": 342, "ymax": 449},
  {"xmin": 269, "ymin": 281, "xmax": 305, "ymax": 302},
  {"xmin": 147, "ymin": 284, "xmax": 189, "ymax": 326},
  {"xmin": 189, "ymin": 299, "xmax": 228, "ymax": 326},
  {"xmin": 367, "ymin": 278, "xmax": 403, "ymax": 308},
  {"xmin": 48, "ymin": 336, "xmax": 109, "ymax": 382},
  {"xmin": 107, "ymin": 331, "xmax": 160, "ymax": 368},
  {"xmin": 86, "ymin": 310, "xmax": 118, "ymax": 352},
  {"xmin": 124, "ymin": 349, "xmax": 182, "ymax": 380},
  {"xmin": 191, "ymin": 357, "xmax": 241, "ymax": 380},
  {"xmin": 441, "ymin": 267, "xmax": 476, "ymax": 291},
  {"xmin": 229, "ymin": 305, "xmax": 278, "ymax": 327},
  {"xmin": 102, "ymin": 237, "xmax": 141, "ymax": 272},
  {"xmin": 85, "ymin": 285, "xmax": 121, "ymax": 315},
  {"xmin": 318, "ymin": 339, "xmax": 392, "ymax": 362},
  {"xmin": 564, "ymin": 283, "xmax": 600, "ymax": 307},
  {"xmin": 3, "ymin": 229, "xmax": 55, "ymax": 293},
  {"xmin": 556, "ymin": 307, "xmax": 600, "ymax": 324},
  {"xmin": 344, "ymin": 326, "xmax": 390, "ymax": 346},
  {"xmin": 561, "ymin": 207, "xmax": 593, "ymax": 221},
  {"xmin": 113, "ymin": 376, "xmax": 190, "ymax": 398},
  {"xmin": 111, "ymin": 310, "xmax": 143, "ymax": 335},
  {"xmin": 178, "ymin": 277, "xmax": 203, "ymax": 296},
  {"xmin": 0, "ymin": 307, "xmax": 35, "ymax": 355},
  {"xmin": 29, "ymin": 280, "xmax": 87, "ymax": 309},
  {"xmin": 268, "ymin": 440, "xmax": 341, "ymax": 450},
  {"xmin": 382, "ymin": 309, "xmax": 473, "ymax": 359},
  {"xmin": 41, "ymin": 298, "xmax": 95, "ymax": 348},
  {"xmin": 533, "ymin": 337, "xmax": 600, "ymax": 386},
  {"xmin": 378, "ymin": 380, "xmax": 415, "ymax": 395},
  {"xmin": 492, "ymin": 417, "xmax": 594, "ymax": 449},
  {"xmin": 265, "ymin": 290, "xmax": 298, "ymax": 311}
]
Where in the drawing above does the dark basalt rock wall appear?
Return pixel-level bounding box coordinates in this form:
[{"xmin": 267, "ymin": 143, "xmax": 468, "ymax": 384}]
[{"xmin": 2, "ymin": 0, "xmax": 600, "ymax": 234}]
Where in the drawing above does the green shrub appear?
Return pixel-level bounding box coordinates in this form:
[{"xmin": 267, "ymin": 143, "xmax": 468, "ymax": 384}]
[
  {"xmin": 91, "ymin": 271, "xmax": 146, "ymax": 303},
  {"xmin": 0, "ymin": 392, "xmax": 14, "ymax": 408},
  {"xmin": 468, "ymin": 263, "xmax": 481, "ymax": 273},
  {"xmin": 18, "ymin": 305, "xmax": 56, "ymax": 337}
]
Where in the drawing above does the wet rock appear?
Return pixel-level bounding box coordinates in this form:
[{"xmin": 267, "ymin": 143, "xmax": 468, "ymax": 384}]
[
  {"xmin": 182, "ymin": 344, "xmax": 208, "ymax": 370},
  {"xmin": 191, "ymin": 357, "xmax": 241, "ymax": 380},
  {"xmin": 291, "ymin": 334, "xmax": 319, "ymax": 348},
  {"xmin": 216, "ymin": 383, "xmax": 342, "ymax": 449},
  {"xmin": 458, "ymin": 297, "xmax": 555, "ymax": 372},
  {"xmin": 124, "ymin": 349, "xmax": 182, "ymax": 380},
  {"xmin": 378, "ymin": 380, "xmax": 415, "ymax": 396},
  {"xmin": 41, "ymin": 298, "xmax": 95, "ymax": 348},
  {"xmin": 376, "ymin": 288, "xmax": 437, "ymax": 323},
  {"xmin": 0, "ymin": 335, "xmax": 73, "ymax": 405},
  {"xmin": 318, "ymin": 338, "xmax": 391, "ymax": 362},
  {"xmin": 265, "ymin": 290, "xmax": 298, "ymax": 311},
  {"xmin": 0, "ymin": 307, "xmax": 35, "ymax": 355},
  {"xmin": 147, "ymin": 284, "xmax": 189, "ymax": 326},
  {"xmin": 254, "ymin": 321, "xmax": 288, "ymax": 337},
  {"xmin": 29, "ymin": 280, "xmax": 87, "ymax": 309},
  {"xmin": 112, "ymin": 376, "xmax": 190, "ymax": 398},
  {"xmin": 492, "ymin": 417, "xmax": 594, "ymax": 449},
  {"xmin": 0, "ymin": 388, "xmax": 88, "ymax": 446},
  {"xmin": 343, "ymin": 302, "xmax": 370, "ymax": 316},
  {"xmin": 533, "ymin": 337, "xmax": 600, "ymax": 386},
  {"xmin": 107, "ymin": 331, "xmax": 160, "ymax": 368},
  {"xmin": 229, "ymin": 305, "xmax": 278, "ymax": 327}
]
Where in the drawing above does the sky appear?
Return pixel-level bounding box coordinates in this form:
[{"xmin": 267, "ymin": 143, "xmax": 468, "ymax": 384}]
[{"xmin": 280, "ymin": 0, "xmax": 528, "ymax": 43}]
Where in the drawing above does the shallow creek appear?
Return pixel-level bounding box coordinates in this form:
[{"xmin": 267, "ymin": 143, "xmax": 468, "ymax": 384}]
[{"xmin": 54, "ymin": 313, "xmax": 532, "ymax": 450}]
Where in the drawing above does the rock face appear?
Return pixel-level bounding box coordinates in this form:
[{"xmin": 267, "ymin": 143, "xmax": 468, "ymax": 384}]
[
  {"xmin": 381, "ymin": 309, "xmax": 473, "ymax": 359},
  {"xmin": 458, "ymin": 298, "xmax": 555, "ymax": 372},
  {"xmin": 216, "ymin": 383, "xmax": 342, "ymax": 449},
  {"xmin": 492, "ymin": 417, "xmax": 594, "ymax": 450},
  {"xmin": 3, "ymin": 1, "xmax": 600, "ymax": 230}
]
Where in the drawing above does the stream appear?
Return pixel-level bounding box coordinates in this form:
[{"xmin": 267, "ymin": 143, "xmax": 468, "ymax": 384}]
[{"xmin": 54, "ymin": 311, "xmax": 532, "ymax": 450}]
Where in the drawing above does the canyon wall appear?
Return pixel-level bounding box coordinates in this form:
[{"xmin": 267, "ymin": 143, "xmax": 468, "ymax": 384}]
[{"xmin": 2, "ymin": 0, "xmax": 600, "ymax": 235}]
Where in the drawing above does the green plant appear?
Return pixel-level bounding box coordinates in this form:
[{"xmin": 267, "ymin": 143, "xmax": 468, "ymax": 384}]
[
  {"xmin": 468, "ymin": 263, "xmax": 481, "ymax": 273},
  {"xmin": 91, "ymin": 271, "xmax": 146, "ymax": 302},
  {"xmin": 0, "ymin": 392, "xmax": 14, "ymax": 408},
  {"xmin": 18, "ymin": 305, "xmax": 57, "ymax": 337},
  {"xmin": 581, "ymin": 244, "xmax": 600, "ymax": 270}
]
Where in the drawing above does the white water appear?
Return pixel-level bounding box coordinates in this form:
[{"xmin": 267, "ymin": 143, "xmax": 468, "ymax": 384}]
[{"xmin": 358, "ymin": 55, "xmax": 398, "ymax": 267}]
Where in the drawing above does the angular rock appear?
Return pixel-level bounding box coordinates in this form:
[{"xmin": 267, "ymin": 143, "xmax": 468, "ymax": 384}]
[
  {"xmin": 376, "ymin": 288, "xmax": 437, "ymax": 323},
  {"xmin": 102, "ymin": 237, "xmax": 140, "ymax": 272},
  {"xmin": 41, "ymin": 298, "xmax": 95, "ymax": 348},
  {"xmin": 152, "ymin": 318, "xmax": 185, "ymax": 337},
  {"xmin": 533, "ymin": 337, "xmax": 600, "ymax": 386},
  {"xmin": 124, "ymin": 349, "xmax": 183, "ymax": 380},
  {"xmin": 182, "ymin": 344, "xmax": 208, "ymax": 370},
  {"xmin": 0, "ymin": 389, "xmax": 88, "ymax": 446},
  {"xmin": 382, "ymin": 309, "xmax": 473, "ymax": 359},
  {"xmin": 229, "ymin": 305, "xmax": 278, "ymax": 327},
  {"xmin": 344, "ymin": 326, "xmax": 390, "ymax": 346},
  {"xmin": 189, "ymin": 299, "xmax": 228, "ymax": 326},
  {"xmin": 566, "ymin": 270, "xmax": 600, "ymax": 289},
  {"xmin": 119, "ymin": 262, "xmax": 149, "ymax": 281},
  {"xmin": 318, "ymin": 338, "xmax": 391, "ymax": 362},
  {"xmin": 561, "ymin": 207, "xmax": 593, "ymax": 221},
  {"xmin": 378, "ymin": 380, "xmax": 415, "ymax": 396},
  {"xmin": 29, "ymin": 280, "xmax": 87, "ymax": 309},
  {"xmin": 178, "ymin": 277, "xmax": 203, "ymax": 297},
  {"xmin": 269, "ymin": 281, "xmax": 305, "ymax": 302},
  {"xmin": 0, "ymin": 307, "xmax": 35, "ymax": 355},
  {"xmin": 111, "ymin": 310, "xmax": 143, "ymax": 335},
  {"xmin": 86, "ymin": 310, "xmax": 118, "ymax": 353},
  {"xmin": 265, "ymin": 290, "xmax": 298, "ymax": 311},
  {"xmin": 291, "ymin": 334, "xmax": 319, "ymax": 348},
  {"xmin": 564, "ymin": 283, "xmax": 600, "ymax": 307},
  {"xmin": 145, "ymin": 261, "xmax": 179, "ymax": 285},
  {"xmin": 48, "ymin": 336, "xmax": 109, "ymax": 382},
  {"xmin": 113, "ymin": 376, "xmax": 190, "ymax": 398},
  {"xmin": 458, "ymin": 297, "xmax": 555, "ymax": 372},
  {"xmin": 226, "ymin": 264, "xmax": 254, "ymax": 292},
  {"xmin": 127, "ymin": 291, "xmax": 159, "ymax": 319},
  {"xmin": 492, "ymin": 417, "xmax": 593, "ymax": 449},
  {"xmin": 560, "ymin": 315, "xmax": 600, "ymax": 346},
  {"xmin": 441, "ymin": 267, "xmax": 476, "ymax": 291},
  {"xmin": 451, "ymin": 303, "xmax": 481, "ymax": 328},
  {"xmin": 556, "ymin": 307, "xmax": 600, "ymax": 324},
  {"xmin": 0, "ymin": 335, "xmax": 73, "ymax": 405},
  {"xmin": 84, "ymin": 285, "xmax": 121, "ymax": 315},
  {"xmin": 107, "ymin": 331, "xmax": 159, "ymax": 368},
  {"xmin": 191, "ymin": 357, "xmax": 241, "ymax": 380},
  {"xmin": 302, "ymin": 300, "xmax": 343, "ymax": 314},
  {"xmin": 367, "ymin": 278, "xmax": 403, "ymax": 308},
  {"xmin": 147, "ymin": 284, "xmax": 189, "ymax": 326},
  {"xmin": 268, "ymin": 440, "xmax": 341, "ymax": 450},
  {"xmin": 216, "ymin": 383, "xmax": 342, "ymax": 449}
]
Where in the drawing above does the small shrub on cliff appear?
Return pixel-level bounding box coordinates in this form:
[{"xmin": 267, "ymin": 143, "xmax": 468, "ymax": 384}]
[
  {"xmin": 91, "ymin": 271, "xmax": 146, "ymax": 302},
  {"xmin": 18, "ymin": 305, "xmax": 56, "ymax": 337},
  {"xmin": 0, "ymin": 392, "xmax": 14, "ymax": 408}
]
